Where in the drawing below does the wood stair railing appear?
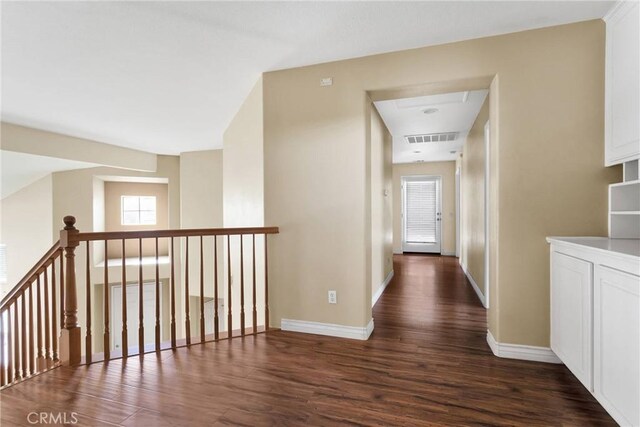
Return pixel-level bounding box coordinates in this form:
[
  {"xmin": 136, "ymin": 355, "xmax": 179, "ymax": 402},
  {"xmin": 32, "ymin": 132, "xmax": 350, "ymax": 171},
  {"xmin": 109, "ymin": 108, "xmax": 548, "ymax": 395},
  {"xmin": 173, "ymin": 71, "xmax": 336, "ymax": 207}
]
[
  {"xmin": 0, "ymin": 241, "xmax": 63, "ymax": 388},
  {"xmin": 0, "ymin": 216, "xmax": 279, "ymax": 389}
]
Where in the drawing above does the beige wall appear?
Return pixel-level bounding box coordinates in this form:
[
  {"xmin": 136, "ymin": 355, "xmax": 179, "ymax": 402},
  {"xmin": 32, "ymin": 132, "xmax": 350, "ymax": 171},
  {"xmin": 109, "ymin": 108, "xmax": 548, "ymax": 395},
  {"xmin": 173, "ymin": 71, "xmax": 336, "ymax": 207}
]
[
  {"xmin": 392, "ymin": 162, "xmax": 456, "ymax": 256},
  {"xmin": 264, "ymin": 69, "xmax": 371, "ymax": 328},
  {"xmin": 0, "ymin": 175, "xmax": 53, "ymax": 294},
  {"xmin": 180, "ymin": 150, "xmax": 223, "ymax": 229},
  {"xmin": 104, "ymin": 182, "xmax": 169, "ymax": 259},
  {"xmin": 461, "ymin": 97, "xmax": 490, "ymax": 295},
  {"xmin": 223, "ymin": 78, "xmax": 264, "ymax": 228},
  {"xmin": 370, "ymin": 105, "xmax": 393, "ymax": 301},
  {"xmin": 180, "ymin": 149, "xmax": 224, "ymax": 305},
  {"xmin": 262, "ymin": 20, "xmax": 621, "ymax": 346},
  {"xmin": 52, "ymin": 156, "xmax": 180, "ymax": 238},
  {"xmin": 223, "ymin": 78, "xmax": 267, "ymax": 330},
  {"xmin": 1, "ymin": 122, "xmax": 156, "ymax": 172}
]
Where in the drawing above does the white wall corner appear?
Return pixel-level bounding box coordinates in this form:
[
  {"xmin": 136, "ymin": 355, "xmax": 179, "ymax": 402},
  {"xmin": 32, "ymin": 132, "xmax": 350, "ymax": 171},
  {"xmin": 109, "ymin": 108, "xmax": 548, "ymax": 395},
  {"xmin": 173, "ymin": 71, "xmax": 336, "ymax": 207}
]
[
  {"xmin": 441, "ymin": 251, "xmax": 456, "ymax": 256},
  {"xmin": 372, "ymin": 270, "xmax": 394, "ymax": 306},
  {"xmin": 393, "ymin": 249, "xmax": 403, "ymax": 255},
  {"xmin": 486, "ymin": 330, "xmax": 562, "ymax": 364},
  {"xmin": 461, "ymin": 262, "xmax": 487, "ymax": 308},
  {"xmin": 281, "ymin": 318, "xmax": 375, "ymax": 340}
]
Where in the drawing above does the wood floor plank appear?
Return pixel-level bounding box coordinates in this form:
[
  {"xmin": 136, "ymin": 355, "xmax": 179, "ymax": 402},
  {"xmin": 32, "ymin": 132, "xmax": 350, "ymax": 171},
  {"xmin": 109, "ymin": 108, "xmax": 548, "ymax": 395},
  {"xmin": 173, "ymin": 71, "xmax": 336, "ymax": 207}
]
[{"xmin": 0, "ymin": 255, "xmax": 615, "ymax": 426}]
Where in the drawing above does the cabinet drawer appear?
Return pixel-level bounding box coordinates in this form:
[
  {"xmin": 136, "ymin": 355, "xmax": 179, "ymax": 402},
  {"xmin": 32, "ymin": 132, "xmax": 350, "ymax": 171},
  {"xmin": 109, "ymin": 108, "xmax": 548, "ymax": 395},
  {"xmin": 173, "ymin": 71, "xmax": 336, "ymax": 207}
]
[{"xmin": 550, "ymin": 251, "xmax": 593, "ymax": 390}]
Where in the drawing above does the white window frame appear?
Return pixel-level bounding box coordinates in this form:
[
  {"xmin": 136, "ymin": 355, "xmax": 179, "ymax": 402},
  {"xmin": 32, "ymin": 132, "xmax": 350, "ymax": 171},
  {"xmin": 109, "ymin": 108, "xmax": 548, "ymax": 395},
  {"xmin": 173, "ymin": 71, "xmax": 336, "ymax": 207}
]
[{"xmin": 121, "ymin": 195, "xmax": 157, "ymax": 226}]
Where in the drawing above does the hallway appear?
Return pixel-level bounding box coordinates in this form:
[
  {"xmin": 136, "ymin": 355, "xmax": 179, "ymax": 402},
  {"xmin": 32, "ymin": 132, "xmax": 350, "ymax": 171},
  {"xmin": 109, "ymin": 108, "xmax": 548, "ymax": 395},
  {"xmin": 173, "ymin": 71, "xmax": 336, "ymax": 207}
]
[{"xmin": 0, "ymin": 255, "xmax": 614, "ymax": 426}]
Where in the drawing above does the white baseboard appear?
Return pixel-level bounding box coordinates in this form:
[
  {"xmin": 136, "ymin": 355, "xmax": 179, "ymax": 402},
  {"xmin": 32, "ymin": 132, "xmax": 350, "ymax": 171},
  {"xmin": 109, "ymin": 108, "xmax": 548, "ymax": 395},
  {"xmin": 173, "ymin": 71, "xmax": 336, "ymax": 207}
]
[
  {"xmin": 460, "ymin": 262, "xmax": 488, "ymax": 308},
  {"xmin": 281, "ymin": 318, "xmax": 374, "ymax": 340},
  {"xmin": 441, "ymin": 251, "xmax": 456, "ymax": 256},
  {"xmin": 372, "ymin": 270, "xmax": 394, "ymax": 306},
  {"xmin": 393, "ymin": 249, "xmax": 403, "ymax": 255},
  {"xmin": 486, "ymin": 330, "xmax": 562, "ymax": 364}
]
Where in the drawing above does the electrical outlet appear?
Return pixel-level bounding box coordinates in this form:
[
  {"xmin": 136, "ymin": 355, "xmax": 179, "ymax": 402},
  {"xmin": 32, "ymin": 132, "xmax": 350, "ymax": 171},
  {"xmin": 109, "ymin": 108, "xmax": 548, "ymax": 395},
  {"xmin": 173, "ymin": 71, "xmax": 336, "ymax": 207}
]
[{"xmin": 328, "ymin": 290, "xmax": 337, "ymax": 304}]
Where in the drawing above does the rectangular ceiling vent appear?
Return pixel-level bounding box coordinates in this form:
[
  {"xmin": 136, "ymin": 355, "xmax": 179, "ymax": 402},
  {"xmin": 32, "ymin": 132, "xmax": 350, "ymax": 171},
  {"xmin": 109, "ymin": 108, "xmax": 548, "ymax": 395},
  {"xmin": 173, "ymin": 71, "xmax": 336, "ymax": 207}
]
[{"xmin": 405, "ymin": 132, "xmax": 458, "ymax": 144}]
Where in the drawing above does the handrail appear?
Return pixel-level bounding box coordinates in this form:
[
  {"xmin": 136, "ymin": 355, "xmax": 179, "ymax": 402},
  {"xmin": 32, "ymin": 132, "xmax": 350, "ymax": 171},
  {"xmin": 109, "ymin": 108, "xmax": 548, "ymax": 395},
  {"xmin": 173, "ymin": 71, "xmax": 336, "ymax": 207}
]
[
  {"xmin": 0, "ymin": 241, "xmax": 61, "ymax": 308},
  {"xmin": 0, "ymin": 216, "xmax": 279, "ymax": 391},
  {"xmin": 76, "ymin": 226, "xmax": 279, "ymax": 242}
]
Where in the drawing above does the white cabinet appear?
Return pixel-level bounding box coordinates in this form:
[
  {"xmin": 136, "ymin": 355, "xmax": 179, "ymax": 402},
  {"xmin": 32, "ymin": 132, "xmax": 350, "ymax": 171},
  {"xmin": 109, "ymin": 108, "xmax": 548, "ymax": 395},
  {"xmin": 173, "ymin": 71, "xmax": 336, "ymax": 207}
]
[
  {"xmin": 605, "ymin": 1, "xmax": 640, "ymax": 166},
  {"xmin": 547, "ymin": 237, "xmax": 640, "ymax": 426},
  {"xmin": 594, "ymin": 266, "xmax": 640, "ymax": 427},
  {"xmin": 550, "ymin": 252, "xmax": 593, "ymax": 390}
]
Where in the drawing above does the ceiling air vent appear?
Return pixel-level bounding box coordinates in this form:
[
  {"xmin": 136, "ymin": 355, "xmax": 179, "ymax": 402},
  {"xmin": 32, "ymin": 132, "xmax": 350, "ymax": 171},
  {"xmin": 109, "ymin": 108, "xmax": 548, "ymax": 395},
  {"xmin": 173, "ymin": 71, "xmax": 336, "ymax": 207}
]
[{"xmin": 405, "ymin": 132, "xmax": 458, "ymax": 144}]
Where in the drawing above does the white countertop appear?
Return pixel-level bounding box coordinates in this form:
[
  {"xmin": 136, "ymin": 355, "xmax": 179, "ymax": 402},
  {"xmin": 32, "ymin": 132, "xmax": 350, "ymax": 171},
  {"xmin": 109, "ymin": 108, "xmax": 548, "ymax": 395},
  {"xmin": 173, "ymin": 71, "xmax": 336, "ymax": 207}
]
[{"xmin": 546, "ymin": 236, "xmax": 640, "ymax": 260}]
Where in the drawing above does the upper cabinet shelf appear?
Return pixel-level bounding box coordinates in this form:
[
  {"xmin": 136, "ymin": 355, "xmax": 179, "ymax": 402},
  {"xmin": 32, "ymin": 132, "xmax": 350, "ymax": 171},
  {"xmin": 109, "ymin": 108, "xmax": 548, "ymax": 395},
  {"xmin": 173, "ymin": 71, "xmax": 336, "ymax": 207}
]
[{"xmin": 605, "ymin": 1, "xmax": 640, "ymax": 166}]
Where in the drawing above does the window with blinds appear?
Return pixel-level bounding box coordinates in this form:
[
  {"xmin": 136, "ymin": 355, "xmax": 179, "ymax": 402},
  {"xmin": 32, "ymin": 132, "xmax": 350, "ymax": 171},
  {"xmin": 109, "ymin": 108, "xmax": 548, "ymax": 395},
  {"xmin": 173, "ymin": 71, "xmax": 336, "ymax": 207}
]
[{"xmin": 405, "ymin": 181, "xmax": 437, "ymax": 243}]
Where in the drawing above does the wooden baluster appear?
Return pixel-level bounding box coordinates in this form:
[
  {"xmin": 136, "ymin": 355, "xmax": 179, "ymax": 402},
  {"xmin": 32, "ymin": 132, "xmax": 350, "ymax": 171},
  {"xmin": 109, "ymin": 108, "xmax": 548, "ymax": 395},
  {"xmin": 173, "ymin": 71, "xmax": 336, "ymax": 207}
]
[
  {"xmin": 227, "ymin": 235, "xmax": 232, "ymax": 339},
  {"xmin": 51, "ymin": 259, "xmax": 58, "ymax": 362},
  {"xmin": 138, "ymin": 238, "xmax": 144, "ymax": 356},
  {"xmin": 199, "ymin": 236, "xmax": 205, "ymax": 344},
  {"xmin": 155, "ymin": 238, "xmax": 160, "ymax": 352},
  {"xmin": 43, "ymin": 267, "xmax": 50, "ymax": 361},
  {"xmin": 36, "ymin": 276, "xmax": 43, "ymax": 369},
  {"xmin": 170, "ymin": 237, "xmax": 176, "ymax": 348},
  {"xmin": 103, "ymin": 240, "xmax": 110, "ymax": 361},
  {"xmin": 252, "ymin": 234, "xmax": 257, "ymax": 334},
  {"xmin": 85, "ymin": 243, "xmax": 92, "ymax": 364},
  {"xmin": 21, "ymin": 291, "xmax": 27, "ymax": 377},
  {"xmin": 60, "ymin": 216, "xmax": 80, "ymax": 366},
  {"xmin": 121, "ymin": 239, "xmax": 127, "ymax": 358},
  {"xmin": 264, "ymin": 235, "xmax": 269, "ymax": 331},
  {"xmin": 0, "ymin": 310, "xmax": 5, "ymax": 386},
  {"xmin": 28, "ymin": 284, "xmax": 34, "ymax": 375},
  {"xmin": 7, "ymin": 307, "xmax": 13, "ymax": 383},
  {"xmin": 240, "ymin": 236, "xmax": 245, "ymax": 336},
  {"xmin": 185, "ymin": 236, "xmax": 191, "ymax": 346},
  {"xmin": 213, "ymin": 236, "xmax": 219, "ymax": 341},
  {"xmin": 59, "ymin": 248, "xmax": 64, "ymax": 330},
  {"xmin": 15, "ymin": 298, "xmax": 21, "ymax": 379}
]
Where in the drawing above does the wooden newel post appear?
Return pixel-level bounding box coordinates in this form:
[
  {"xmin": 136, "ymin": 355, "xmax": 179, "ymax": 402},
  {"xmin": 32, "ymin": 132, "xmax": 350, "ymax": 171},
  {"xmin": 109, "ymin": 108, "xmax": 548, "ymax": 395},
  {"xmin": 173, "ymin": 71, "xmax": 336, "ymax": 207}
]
[{"xmin": 59, "ymin": 216, "xmax": 81, "ymax": 366}]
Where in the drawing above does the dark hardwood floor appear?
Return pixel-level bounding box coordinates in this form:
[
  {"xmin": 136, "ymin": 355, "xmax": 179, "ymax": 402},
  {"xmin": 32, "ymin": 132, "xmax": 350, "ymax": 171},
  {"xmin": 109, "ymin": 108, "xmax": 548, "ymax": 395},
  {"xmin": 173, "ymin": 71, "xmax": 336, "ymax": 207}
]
[{"xmin": 1, "ymin": 255, "xmax": 614, "ymax": 426}]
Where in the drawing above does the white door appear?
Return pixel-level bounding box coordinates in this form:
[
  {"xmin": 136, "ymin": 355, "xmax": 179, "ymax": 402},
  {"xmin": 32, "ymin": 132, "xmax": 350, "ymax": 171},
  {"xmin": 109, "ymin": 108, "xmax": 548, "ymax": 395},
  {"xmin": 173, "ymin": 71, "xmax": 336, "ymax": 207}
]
[
  {"xmin": 402, "ymin": 176, "xmax": 441, "ymax": 254},
  {"xmin": 111, "ymin": 283, "xmax": 159, "ymax": 352}
]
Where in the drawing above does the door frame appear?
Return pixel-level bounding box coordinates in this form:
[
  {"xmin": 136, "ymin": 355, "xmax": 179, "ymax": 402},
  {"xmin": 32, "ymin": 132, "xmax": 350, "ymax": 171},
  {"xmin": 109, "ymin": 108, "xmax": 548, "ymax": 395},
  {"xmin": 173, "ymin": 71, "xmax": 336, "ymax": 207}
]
[
  {"xmin": 401, "ymin": 175, "xmax": 442, "ymax": 254},
  {"xmin": 455, "ymin": 166, "xmax": 461, "ymax": 258},
  {"xmin": 484, "ymin": 120, "xmax": 491, "ymax": 308}
]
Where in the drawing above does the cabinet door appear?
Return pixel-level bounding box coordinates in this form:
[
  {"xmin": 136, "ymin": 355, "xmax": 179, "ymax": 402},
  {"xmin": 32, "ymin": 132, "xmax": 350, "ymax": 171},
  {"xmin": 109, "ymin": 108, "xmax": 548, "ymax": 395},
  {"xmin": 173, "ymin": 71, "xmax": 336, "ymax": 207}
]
[
  {"xmin": 550, "ymin": 251, "xmax": 593, "ymax": 390},
  {"xmin": 594, "ymin": 266, "xmax": 640, "ymax": 427},
  {"xmin": 605, "ymin": 1, "xmax": 640, "ymax": 166}
]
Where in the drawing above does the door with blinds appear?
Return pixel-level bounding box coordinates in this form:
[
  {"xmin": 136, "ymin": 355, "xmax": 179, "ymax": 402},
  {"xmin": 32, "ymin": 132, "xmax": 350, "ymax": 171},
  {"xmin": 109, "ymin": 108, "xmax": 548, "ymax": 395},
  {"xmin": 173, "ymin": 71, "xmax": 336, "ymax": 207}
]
[{"xmin": 402, "ymin": 176, "xmax": 441, "ymax": 253}]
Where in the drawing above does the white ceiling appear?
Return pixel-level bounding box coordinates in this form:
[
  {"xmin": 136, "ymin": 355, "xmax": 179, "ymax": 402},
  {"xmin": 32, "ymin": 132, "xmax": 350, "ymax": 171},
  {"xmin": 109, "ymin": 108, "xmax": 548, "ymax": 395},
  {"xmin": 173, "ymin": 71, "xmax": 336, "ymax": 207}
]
[
  {"xmin": 1, "ymin": 1, "xmax": 615, "ymax": 155},
  {"xmin": 0, "ymin": 151, "xmax": 98, "ymax": 200},
  {"xmin": 375, "ymin": 90, "xmax": 489, "ymax": 164}
]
